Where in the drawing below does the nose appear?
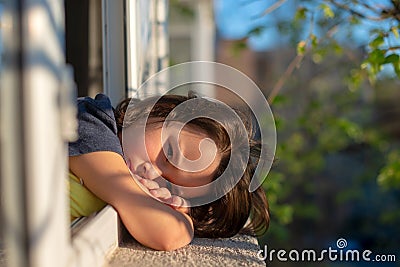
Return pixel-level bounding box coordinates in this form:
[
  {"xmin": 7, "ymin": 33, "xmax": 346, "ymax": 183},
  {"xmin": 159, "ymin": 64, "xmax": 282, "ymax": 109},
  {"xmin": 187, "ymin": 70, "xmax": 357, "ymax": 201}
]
[
  {"xmin": 136, "ymin": 162, "xmax": 170, "ymax": 188},
  {"xmin": 136, "ymin": 162, "xmax": 161, "ymax": 180}
]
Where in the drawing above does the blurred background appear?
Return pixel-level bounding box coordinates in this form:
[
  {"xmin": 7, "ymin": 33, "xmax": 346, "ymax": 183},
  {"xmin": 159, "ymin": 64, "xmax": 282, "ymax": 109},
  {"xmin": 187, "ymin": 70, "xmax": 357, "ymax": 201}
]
[
  {"xmin": 169, "ymin": 1, "xmax": 400, "ymax": 266},
  {"xmin": 1, "ymin": 0, "xmax": 400, "ymax": 266}
]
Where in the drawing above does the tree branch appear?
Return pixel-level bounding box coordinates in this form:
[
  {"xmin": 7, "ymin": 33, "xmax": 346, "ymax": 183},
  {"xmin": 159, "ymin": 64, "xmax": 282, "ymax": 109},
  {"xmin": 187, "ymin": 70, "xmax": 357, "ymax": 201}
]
[
  {"xmin": 328, "ymin": 0, "xmax": 388, "ymax": 21},
  {"xmin": 268, "ymin": 20, "xmax": 341, "ymax": 104},
  {"xmin": 262, "ymin": 0, "xmax": 288, "ymax": 16},
  {"xmin": 267, "ymin": 53, "xmax": 304, "ymax": 104},
  {"xmin": 386, "ymin": 45, "xmax": 400, "ymax": 51}
]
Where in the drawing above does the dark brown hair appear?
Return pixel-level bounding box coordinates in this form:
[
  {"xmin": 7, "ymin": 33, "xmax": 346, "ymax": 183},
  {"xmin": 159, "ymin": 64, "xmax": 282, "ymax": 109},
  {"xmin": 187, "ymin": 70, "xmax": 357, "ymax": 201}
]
[{"xmin": 114, "ymin": 93, "xmax": 270, "ymax": 238}]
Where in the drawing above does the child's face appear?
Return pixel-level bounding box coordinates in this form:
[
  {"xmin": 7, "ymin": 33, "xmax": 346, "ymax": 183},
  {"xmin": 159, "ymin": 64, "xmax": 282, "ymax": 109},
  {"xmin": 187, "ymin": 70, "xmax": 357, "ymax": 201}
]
[{"xmin": 123, "ymin": 121, "xmax": 220, "ymax": 190}]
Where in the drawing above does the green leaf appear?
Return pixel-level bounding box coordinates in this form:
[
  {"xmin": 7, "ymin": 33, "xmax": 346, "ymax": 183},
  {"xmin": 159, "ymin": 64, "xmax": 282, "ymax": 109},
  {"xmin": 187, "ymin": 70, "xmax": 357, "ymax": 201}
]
[
  {"xmin": 378, "ymin": 151, "xmax": 400, "ymax": 189},
  {"xmin": 384, "ymin": 54, "xmax": 399, "ymax": 64},
  {"xmin": 391, "ymin": 26, "xmax": 399, "ymax": 38},
  {"xmin": 369, "ymin": 35, "xmax": 384, "ymax": 49},
  {"xmin": 271, "ymin": 95, "xmax": 287, "ymax": 105},
  {"xmin": 393, "ymin": 62, "xmax": 400, "ymax": 77},
  {"xmin": 368, "ymin": 49, "xmax": 386, "ymax": 65},
  {"xmin": 337, "ymin": 118, "xmax": 363, "ymax": 141},
  {"xmin": 346, "ymin": 68, "xmax": 364, "ymax": 92},
  {"xmin": 274, "ymin": 204, "xmax": 293, "ymax": 225},
  {"xmin": 333, "ymin": 42, "xmax": 343, "ymax": 55},
  {"xmin": 310, "ymin": 34, "xmax": 318, "ymax": 48},
  {"xmin": 312, "ymin": 52, "xmax": 323, "ymax": 64},
  {"xmin": 319, "ymin": 3, "xmax": 334, "ymax": 19},
  {"xmin": 231, "ymin": 40, "xmax": 247, "ymax": 57},
  {"xmin": 385, "ymin": 53, "xmax": 400, "ymax": 76},
  {"xmin": 349, "ymin": 15, "xmax": 360, "ymax": 25},
  {"xmin": 248, "ymin": 26, "xmax": 265, "ymax": 37},
  {"xmin": 274, "ymin": 116, "xmax": 284, "ymax": 130},
  {"xmin": 295, "ymin": 7, "xmax": 308, "ymax": 21},
  {"xmin": 297, "ymin": 40, "xmax": 307, "ymax": 55}
]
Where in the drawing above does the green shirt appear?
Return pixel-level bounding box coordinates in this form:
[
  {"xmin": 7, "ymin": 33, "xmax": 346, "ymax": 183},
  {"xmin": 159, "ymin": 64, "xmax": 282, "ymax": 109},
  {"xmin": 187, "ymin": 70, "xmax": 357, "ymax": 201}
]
[{"xmin": 69, "ymin": 172, "xmax": 106, "ymax": 222}]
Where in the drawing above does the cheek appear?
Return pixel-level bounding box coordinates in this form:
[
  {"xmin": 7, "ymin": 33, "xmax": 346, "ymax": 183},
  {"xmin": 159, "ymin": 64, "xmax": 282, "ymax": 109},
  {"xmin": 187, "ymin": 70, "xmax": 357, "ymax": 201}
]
[
  {"xmin": 144, "ymin": 129, "xmax": 162, "ymax": 162},
  {"xmin": 122, "ymin": 129, "xmax": 146, "ymax": 162},
  {"xmin": 144, "ymin": 142, "xmax": 158, "ymax": 162}
]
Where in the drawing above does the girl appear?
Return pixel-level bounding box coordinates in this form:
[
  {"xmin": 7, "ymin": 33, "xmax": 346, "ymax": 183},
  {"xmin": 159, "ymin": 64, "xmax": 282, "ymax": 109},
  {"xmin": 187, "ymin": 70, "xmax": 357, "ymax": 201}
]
[{"xmin": 68, "ymin": 92, "xmax": 269, "ymax": 251}]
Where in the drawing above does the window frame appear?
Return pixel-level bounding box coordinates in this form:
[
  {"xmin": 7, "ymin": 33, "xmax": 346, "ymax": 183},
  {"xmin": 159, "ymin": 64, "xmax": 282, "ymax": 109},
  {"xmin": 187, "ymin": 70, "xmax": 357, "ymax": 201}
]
[{"xmin": 0, "ymin": 0, "xmax": 71, "ymax": 266}]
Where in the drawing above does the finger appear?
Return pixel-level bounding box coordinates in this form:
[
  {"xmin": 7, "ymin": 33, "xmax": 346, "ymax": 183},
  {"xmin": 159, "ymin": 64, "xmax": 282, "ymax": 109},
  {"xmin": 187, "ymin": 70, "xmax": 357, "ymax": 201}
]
[
  {"xmin": 167, "ymin": 196, "xmax": 190, "ymax": 214},
  {"xmin": 139, "ymin": 178, "xmax": 160, "ymax": 190},
  {"xmin": 149, "ymin": 188, "xmax": 172, "ymax": 199},
  {"xmin": 136, "ymin": 162, "xmax": 160, "ymax": 180},
  {"xmin": 168, "ymin": 195, "xmax": 184, "ymax": 207},
  {"xmin": 169, "ymin": 195, "xmax": 190, "ymax": 213}
]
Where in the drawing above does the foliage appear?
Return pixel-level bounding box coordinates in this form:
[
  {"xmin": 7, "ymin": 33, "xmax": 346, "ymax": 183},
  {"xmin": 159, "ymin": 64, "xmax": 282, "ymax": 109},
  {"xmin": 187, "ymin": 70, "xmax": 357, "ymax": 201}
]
[
  {"xmin": 378, "ymin": 150, "xmax": 400, "ymax": 189},
  {"xmin": 260, "ymin": 53, "xmax": 400, "ymax": 251},
  {"xmin": 246, "ymin": 3, "xmax": 400, "ymax": 244},
  {"xmin": 233, "ymin": 0, "xmax": 400, "ymax": 86},
  {"xmin": 295, "ymin": 0, "xmax": 400, "ymax": 83},
  {"xmin": 170, "ymin": 0, "xmax": 400, "ymax": 254}
]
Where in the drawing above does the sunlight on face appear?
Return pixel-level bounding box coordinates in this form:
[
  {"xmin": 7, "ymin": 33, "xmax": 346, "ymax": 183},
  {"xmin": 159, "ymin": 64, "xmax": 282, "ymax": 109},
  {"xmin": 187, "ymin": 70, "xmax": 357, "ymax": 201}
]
[
  {"xmin": 123, "ymin": 122, "xmax": 221, "ymax": 191},
  {"xmin": 160, "ymin": 121, "xmax": 218, "ymax": 173}
]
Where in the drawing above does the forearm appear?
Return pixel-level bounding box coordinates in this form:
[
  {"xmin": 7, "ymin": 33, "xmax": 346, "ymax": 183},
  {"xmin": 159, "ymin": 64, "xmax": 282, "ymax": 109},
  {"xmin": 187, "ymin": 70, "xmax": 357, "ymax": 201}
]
[{"xmin": 69, "ymin": 152, "xmax": 193, "ymax": 250}]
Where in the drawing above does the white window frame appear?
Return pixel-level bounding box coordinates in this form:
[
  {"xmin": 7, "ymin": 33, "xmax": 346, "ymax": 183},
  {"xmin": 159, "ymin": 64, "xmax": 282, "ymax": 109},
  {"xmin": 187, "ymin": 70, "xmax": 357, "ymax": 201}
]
[
  {"xmin": 168, "ymin": 0, "xmax": 216, "ymax": 97},
  {"xmin": 102, "ymin": 0, "xmax": 126, "ymax": 106},
  {"xmin": 126, "ymin": 0, "xmax": 169, "ymax": 99},
  {"xmin": 1, "ymin": 0, "xmax": 71, "ymax": 266}
]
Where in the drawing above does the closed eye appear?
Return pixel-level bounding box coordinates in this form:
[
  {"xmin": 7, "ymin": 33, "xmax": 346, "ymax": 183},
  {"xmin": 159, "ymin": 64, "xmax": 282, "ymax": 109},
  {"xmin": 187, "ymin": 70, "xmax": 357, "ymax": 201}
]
[{"xmin": 166, "ymin": 142, "xmax": 173, "ymax": 162}]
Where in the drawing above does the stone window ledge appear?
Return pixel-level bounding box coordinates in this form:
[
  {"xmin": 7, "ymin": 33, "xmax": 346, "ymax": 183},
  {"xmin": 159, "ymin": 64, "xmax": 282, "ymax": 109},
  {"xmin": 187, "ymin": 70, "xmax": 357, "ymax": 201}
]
[{"xmin": 107, "ymin": 232, "xmax": 265, "ymax": 267}]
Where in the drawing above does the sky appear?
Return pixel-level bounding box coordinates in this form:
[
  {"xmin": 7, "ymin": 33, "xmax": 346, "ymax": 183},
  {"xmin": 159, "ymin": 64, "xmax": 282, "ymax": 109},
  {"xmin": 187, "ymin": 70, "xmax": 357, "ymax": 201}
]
[
  {"xmin": 213, "ymin": 0, "xmax": 399, "ymax": 52},
  {"xmin": 214, "ymin": 0, "xmax": 289, "ymax": 51}
]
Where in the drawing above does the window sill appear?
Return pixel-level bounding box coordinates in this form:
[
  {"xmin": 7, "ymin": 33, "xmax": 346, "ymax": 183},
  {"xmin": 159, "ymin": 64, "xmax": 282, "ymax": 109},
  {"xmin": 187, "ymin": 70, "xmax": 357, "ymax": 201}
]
[
  {"xmin": 107, "ymin": 232, "xmax": 264, "ymax": 266},
  {"xmin": 69, "ymin": 206, "xmax": 119, "ymax": 267},
  {"xmin": 68, "ymin": 206, "xmax": 264, "ymax": 266}
]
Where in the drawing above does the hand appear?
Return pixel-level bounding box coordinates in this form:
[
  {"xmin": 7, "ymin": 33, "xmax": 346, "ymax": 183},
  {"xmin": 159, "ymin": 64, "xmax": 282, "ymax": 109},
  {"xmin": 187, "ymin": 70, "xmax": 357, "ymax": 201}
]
[{"xmin": 136, "ymin": 176, "xmax": 190, "ymax": 214}]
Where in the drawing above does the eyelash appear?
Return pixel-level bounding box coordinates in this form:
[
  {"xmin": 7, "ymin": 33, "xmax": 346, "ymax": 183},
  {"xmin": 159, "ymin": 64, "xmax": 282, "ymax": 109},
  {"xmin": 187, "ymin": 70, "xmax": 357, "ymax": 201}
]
[{"xmin": 166, "ymin": 143, "xmax": 173, "ymax": 161}]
